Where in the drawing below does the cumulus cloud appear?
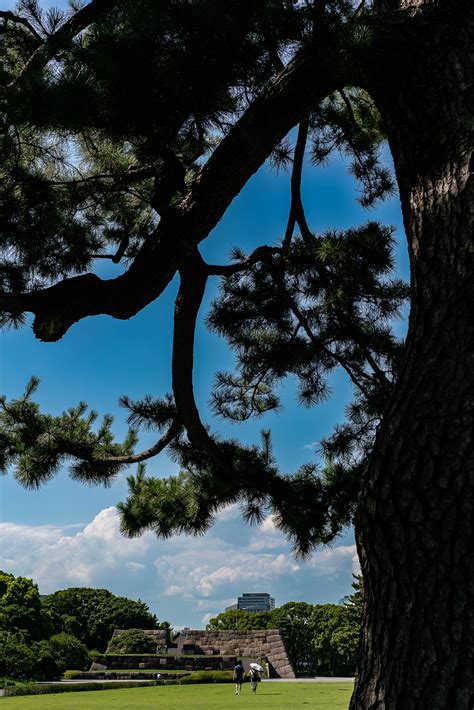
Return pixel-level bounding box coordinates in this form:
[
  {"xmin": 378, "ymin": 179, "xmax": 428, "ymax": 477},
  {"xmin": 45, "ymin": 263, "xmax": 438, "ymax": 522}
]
[
  {"xmin": 248, "ymin": 515, "xmax": 286, "ymax": 551},
  {"xmin": 194, "ymin": 553, "xmax": 300, "ymax": 597},
  {"xmin": 0, "ymin": 507, "xmax": 153, "ymax": 592},
  {"xmin": 307, "ymin": 545, "xmax": 360, "ymax": 577},
  {"xmin": 0, "ymin": 506, "xmax": 358, "ymax": 627},
  {"xmin": 163, "ymin": 585, "xmax": 186, "ymax": 597},
  {"xmin": 260, "ymin": 516, "xmax": 278, "ymax": 533}
]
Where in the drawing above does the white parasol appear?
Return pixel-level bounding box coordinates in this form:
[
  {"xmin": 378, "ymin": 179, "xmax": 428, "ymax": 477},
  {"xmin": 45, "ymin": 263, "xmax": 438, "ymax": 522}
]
[{"xmin": 249, "ymin": 663, "xmax": 264, "ymax": 672}]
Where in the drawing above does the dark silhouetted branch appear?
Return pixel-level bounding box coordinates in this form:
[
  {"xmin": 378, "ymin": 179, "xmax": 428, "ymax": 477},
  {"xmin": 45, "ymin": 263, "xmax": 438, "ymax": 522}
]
[
  {"xmin": 0, "ymin": 10, "xmax": 42, "ymax": 41},
  {"xmin": 8, "ymin": 0, "xmax": 118, "ymax": 89}
]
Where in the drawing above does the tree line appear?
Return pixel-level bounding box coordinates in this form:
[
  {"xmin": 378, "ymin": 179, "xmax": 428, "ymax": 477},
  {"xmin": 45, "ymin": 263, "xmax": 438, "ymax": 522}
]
[
  {"xmin": 0, "ymin": 568, "xmax": 361, "ymax": 680},
  {"xmin": 207, "ymin": 577, "xmax": 362, "ymax": 676},
  {"xmin": 0, "ymin": 569, "xmax": 161, "ymax": 679}
]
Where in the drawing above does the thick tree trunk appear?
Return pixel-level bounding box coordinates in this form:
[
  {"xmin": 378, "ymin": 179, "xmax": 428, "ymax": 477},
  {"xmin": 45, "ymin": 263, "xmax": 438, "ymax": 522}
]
[{"xmin": 351, "ymin": 3, "xmax": 474, "ymax": 708}]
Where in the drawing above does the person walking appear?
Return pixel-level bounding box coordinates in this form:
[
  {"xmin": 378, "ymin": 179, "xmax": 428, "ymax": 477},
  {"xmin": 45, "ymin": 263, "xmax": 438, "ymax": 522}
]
[
  {"xmin": 233, "ymin": 659, "xmax": 244, "ymax": 695},
  {"xmin": 248, "ymin": 666, "xmax": 261, "ymax": 694}
]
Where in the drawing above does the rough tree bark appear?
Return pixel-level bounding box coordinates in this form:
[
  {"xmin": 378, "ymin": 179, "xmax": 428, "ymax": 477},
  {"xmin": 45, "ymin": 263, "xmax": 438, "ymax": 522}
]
[{"xmin": 351, "ymin": 1, "xmax": 474, "ymax": 707}]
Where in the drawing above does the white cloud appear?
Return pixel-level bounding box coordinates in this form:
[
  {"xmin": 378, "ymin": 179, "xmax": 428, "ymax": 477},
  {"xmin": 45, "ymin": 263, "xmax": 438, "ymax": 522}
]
[
  {"xmin": 0, "ymin": 507, "xmax": 154, "ymax": 593},
  {"xmin": 195, "ymin": 553, "xmax": 300, "ymax": 597},
  {"xmin": 307, "ymin": 545, "xmax": 360, "ymax": 577},
  {"xmin": 214, "ymin": 503, "xmax": 241, "ymax": 522},
  {"xmin": 163, "ymin": 585, "xmax": 186, "ymax": 597},
  {"xmin": 0, "ymin": 507, "xmax": 358, "ymax": 627},
  {"xmin": 248, "ymin": 515, "xmax": 286, "ymax": 551},
  {"xmin": 126, "ymin": 562, "xmax": 146, "ymax": 571},
  {"xmin": 260, "ymin": 516, "xmax": 278, "ymax": 533}
]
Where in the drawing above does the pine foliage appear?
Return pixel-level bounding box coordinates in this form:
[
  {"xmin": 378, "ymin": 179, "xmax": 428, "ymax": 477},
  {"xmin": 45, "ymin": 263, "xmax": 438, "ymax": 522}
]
[{"xmin": 0, "ymin": 0, "xmax": 409, "ymax": 555}]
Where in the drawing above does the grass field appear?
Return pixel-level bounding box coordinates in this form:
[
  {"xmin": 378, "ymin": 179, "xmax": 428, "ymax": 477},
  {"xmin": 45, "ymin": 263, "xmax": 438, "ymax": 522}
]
[{"xmin": 0, "ymin": 682, "xmax": 353, "ymax": 709}]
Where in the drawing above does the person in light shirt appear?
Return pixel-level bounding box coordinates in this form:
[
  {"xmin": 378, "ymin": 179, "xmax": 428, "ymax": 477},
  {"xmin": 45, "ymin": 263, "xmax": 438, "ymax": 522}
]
[{"xmin": 248, "ymin": 666, "xmax": 261, "ymax": 694}]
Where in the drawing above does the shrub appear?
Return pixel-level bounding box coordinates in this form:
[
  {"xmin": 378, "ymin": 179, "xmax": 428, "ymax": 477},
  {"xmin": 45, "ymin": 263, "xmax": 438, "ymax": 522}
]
[
  {"xmin": 0, "ymin": 631, "xmax": 36, "ymax": 678},
  {"xmin": 32, "ymin": 641, "xmax": 60, "ymax": 680},
  {"xmin": 41, "ymin": 588, "xmax": 160, "ymax": 652},
  {"xmin": 45, "ymin": 632, "xmax": 90, "ymax": 673},
  {"xmin": 3, "ymin": 680, "xmax": 156, "ymax": 696},
  {"xmin": 107, "ymin": 628, "xmax": 156, "ymax": 654}
]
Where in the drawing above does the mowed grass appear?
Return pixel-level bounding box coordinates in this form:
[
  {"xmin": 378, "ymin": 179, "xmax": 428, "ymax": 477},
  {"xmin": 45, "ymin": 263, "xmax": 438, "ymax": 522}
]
[{"xmin": 0, "ymin": 682, "xmax": 353, "ymax": 709}]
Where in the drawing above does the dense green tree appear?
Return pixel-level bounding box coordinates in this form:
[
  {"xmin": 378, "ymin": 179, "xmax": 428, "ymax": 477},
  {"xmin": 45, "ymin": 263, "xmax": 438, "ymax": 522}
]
[
  {"xmin": 206, "ymin": 609, "xmax": 271, "ymax": 631},
  {"xmin": 311, "ymin": 604, "xmax": 359, "ymax": 676},
  {"xmin": 31, "ymin": 640, "xmax": 60, "ymax": 680},
  {"xmin": 60, "ymin": 614, "xmax": 83, "ymax": 640},
  {"xmin": 207, "ymin": 598, "xmax": 360, "ymax": 676},
  {"xmin": 0, "ymin": 0, "xmax": 472, "ymax": 706},
  {"xmin": 270, "ymin": 602, "xmax": 315, "ymax": 675},
  {"xmin": 0, "ymin": 631, "xmax": 89, "ymax": 680},
  {"xmin": 42, "ymin": 587, "xmax": 160, "ymax": 651},
  {"xmin": 43, "ymin": 632, "xmax": 90, "ymax": 673},
  {"xmin": 0, "ymin": 630, "xmax": 36, "ymax": 678},
  {"xmin": 0, "ymin": 570, "xmax": 52, "ymax": 640},
  {"xmin": 107, "ymin": 628, "xmax": 157, "ymax": 654},
  {"xmin": 340, "ymin": 575, "xmax": 363, "ymax": 625}
]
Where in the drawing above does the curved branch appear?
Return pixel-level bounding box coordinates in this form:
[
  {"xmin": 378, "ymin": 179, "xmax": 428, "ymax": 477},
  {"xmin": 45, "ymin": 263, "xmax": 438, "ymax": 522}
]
[
  {"xmin": 44, "ymin": 164, "xmax": 156, "ymax": 187},
  {"xmin": 1, "ymin": 38, "xmax": 349, "ymax": 341},
  {"xmin": 0, "ymin": 11, "xmax": 42, "ymax": 42},
  {"xmin": 283, "ymin": 117, "xmax": 311, "ymax": 248},
  {"xmin": 50, "ymin": 420, "xmax": 181, "ymax": 468},
  {"xmin": 205, "ymin": 245, "xmax": 280, "ymax": 276},
  {"xmin": 101, "ymin": 420, "xmax": 182, "ymax": 464},
  {"xmin": 267, "ymin": 257, "xmax": 378, "ymax": 402},
  {"xmin": 172, "ymin": 250, "xmax": 222, "ymax": 462},
  {"xmin": 0, "ymin": 210, "xmax": 181, "ymax": 341},
  {"xmin": 8, "ymin": 0, "xmax": 119, "ymax": 90},
  {"xmin": 246, "ymin": 323, "xmax": 301, "ymax": 418}
]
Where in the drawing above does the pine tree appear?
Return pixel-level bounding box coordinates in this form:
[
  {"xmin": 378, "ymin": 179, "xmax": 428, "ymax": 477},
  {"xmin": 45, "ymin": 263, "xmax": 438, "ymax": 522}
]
[{"xmin": 0, "ymin": 1, "xmax": 472, "ymax": 706}]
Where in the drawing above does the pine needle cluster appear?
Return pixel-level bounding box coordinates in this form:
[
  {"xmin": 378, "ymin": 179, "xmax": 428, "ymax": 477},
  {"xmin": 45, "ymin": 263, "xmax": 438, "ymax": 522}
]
[{"xmin": 0, "ymin": 0, "xmax": 409, "ymax": 555}]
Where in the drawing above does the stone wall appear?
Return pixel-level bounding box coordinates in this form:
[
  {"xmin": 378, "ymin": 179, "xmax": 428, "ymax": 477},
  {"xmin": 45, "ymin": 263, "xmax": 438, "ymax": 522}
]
[
  {"xmin": 92, "ymin": 654, "xmax": 236, "ymax": 671},
  {"xmin": 105, "ymin": 627, "xmax": 295, "ymax": 678},
  {"xmin": 109, "ymin": 628, "xmax": 167, "ymax": 650},
  {"xmin": 178, "ymin": 629, "xmax": 295, "ymax": 678}
]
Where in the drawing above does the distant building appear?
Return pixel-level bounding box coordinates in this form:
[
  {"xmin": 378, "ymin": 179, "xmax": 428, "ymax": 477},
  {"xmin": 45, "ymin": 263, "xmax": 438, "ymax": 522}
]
[{"xmin": 225, "ymin": 593, "xmax": 275, "ymax": 613}]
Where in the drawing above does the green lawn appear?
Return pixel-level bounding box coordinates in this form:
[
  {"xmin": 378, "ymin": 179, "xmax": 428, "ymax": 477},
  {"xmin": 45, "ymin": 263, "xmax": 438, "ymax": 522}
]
[
  {"xmin": 0, "ymin": 682, "xmax": 353, "ymax": 709},
  {"xmin": 65, "ymin": 668, "xmax": 192, "ymax": 675}
]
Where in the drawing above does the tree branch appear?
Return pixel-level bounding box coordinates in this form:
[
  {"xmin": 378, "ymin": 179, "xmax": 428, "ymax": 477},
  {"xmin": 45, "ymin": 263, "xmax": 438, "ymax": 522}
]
[
  {"xmin": 101, "ymin": 420, "xmax": 182, "ymax": 464},
  {"xmin": 283, "ymin": 117, "xmax": 311, "ymax": 248},
  {"xmin": 51, "ymin": 419, "xmax": 181, "ymax": 468},
  {"xmin": 1, "ymin": 40, "xmax": 348, "ymax": 341},
  {"xmin": 267, "ymin": 257, "xmax": 377, "ymax": 402},
  {"xmin": 172, "ymin": 249, "xmax": 223, "ymax": 462},
  {"xmin": 8, "ymin": 0, "xmax": 118, "ymax": 90},
  {"xmin": 44, "ymin": 164, "xmax": 156, "ymax": 187},
  {"xmin": 205, "ymin": 245, "xmax": 280, "ymax": 276},
  {"xmin": 0, "ymin": 11, "xmax": 42, "ymax": 42}
]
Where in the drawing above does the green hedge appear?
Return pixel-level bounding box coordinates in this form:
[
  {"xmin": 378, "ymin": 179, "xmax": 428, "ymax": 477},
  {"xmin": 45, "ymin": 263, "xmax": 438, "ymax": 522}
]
[
  {"xmin": 3, "ymin": 680, "xmax": 156, "ymax": 696},
  {"xmin": 98, "ymin": 653, "xmax": 228, "ymax": 658}
]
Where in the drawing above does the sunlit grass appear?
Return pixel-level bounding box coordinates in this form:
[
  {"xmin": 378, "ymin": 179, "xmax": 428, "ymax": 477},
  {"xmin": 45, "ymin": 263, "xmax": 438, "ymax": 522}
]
[{"xmin": 0, "ymin": 681, "xmax": 353, "ymax": 709}]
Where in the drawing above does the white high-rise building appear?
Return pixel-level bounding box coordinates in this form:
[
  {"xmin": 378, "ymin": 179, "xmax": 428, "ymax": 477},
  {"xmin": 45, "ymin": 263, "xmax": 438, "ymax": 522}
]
[{"xmin": 226, "ymin": 592, "xmax": 275, "ymax": 613}]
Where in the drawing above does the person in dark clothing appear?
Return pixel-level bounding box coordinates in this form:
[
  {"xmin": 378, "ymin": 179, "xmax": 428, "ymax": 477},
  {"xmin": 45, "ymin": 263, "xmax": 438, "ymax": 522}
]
[{"xmin": 233, "ymin": 659, "xmax": 244, "ymax": 695}]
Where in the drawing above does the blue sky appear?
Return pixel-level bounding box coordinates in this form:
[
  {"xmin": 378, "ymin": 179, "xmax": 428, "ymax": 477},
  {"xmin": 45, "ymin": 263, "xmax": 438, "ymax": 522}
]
[
  {"xmin": 0, "ymin": 148, "xmax": 408, "ymax": 629},
  {"xmin": 0, "ymin": 0, "xmax": 409, "ymax": 628}
]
